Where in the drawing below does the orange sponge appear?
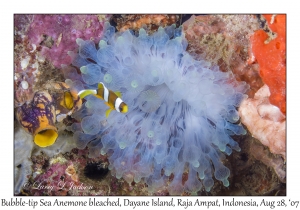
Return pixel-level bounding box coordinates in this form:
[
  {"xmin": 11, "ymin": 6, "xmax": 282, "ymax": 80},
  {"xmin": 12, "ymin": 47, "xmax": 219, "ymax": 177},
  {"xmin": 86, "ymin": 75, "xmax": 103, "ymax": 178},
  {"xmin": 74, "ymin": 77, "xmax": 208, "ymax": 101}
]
[{"xmin": 250, "ymin": 14, "xmax": 286, "ymax": 114}]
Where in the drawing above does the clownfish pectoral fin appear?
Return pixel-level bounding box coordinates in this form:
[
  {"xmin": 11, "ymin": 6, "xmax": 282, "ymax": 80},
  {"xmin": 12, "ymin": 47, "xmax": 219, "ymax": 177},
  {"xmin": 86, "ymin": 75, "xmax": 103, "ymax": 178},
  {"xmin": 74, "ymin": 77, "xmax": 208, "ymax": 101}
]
[
  {"xmin": 78, "ymin": 89, "xmax": 97, "ymax": 99},
  {"xmin": 105, "ymin": 108, "xmax": 113, "ymax": 118},
  {"xmin": 104, "ymin": 101, "xmax": 110, "ymax": 107},
  {"xmin": 94, "ymin": 94, "xmax": 104, "ymax": 100},
  {"xmin": 114, "ymin": 91, "xmax": 122, "ymax": 98}
]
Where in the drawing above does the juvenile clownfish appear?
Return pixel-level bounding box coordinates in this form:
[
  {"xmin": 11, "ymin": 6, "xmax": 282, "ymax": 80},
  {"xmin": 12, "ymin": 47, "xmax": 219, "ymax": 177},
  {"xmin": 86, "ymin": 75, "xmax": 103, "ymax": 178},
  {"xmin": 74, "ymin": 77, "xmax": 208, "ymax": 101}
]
[
  {"xmin": 56, "ymin": 91, "xmax": 75, "ymax": 122},
  {"xmin": 64, "ymin": 91, "xmax": 74, "ymax": 110},
  {"xmin": 61, "ymin": 91, "xmax": 74, "ymax": 110},
  {"xmin": 78, "ymin": 82, "xmax": 128, "ymax": 118},
  {"xmin": 56, "ymin": 89, "xmax": 82, "ymax": 122}
]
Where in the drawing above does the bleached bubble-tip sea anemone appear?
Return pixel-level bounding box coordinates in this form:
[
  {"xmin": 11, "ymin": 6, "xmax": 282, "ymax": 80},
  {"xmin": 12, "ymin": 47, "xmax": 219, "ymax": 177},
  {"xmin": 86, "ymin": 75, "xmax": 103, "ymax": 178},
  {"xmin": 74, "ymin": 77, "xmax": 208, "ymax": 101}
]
[{"xmin": 67, "ymin": 22, "xmax": 249, "ymax": 195}]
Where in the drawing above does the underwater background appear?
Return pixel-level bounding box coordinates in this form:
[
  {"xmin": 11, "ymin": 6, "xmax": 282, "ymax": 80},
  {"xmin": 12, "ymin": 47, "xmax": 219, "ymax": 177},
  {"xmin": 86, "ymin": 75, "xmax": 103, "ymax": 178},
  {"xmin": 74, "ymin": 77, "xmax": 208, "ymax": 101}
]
[{"xmin": 14, "ymin": 14, "xmax": 286, "ymax": 196}]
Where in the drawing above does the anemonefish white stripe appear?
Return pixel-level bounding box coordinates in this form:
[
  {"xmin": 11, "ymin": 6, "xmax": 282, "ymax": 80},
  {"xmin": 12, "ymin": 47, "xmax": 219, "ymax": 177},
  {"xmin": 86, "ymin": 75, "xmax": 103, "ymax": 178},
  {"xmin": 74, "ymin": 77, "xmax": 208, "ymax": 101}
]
[
  {"xmin": 115, "ymin": 98, "xmax": 123, "ymax": 112},
  {"xmin": 103, "ymin": 83, "xmax": 109, "ymax": 102}
]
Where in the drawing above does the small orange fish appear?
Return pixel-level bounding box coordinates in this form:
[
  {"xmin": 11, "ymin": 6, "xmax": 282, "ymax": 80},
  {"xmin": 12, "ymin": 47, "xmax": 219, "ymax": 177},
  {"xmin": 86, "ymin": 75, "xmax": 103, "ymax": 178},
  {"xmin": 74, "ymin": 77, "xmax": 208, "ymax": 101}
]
[{"xmin": 78, "ymin": 82, "xmax": 128, "ymax": 117}]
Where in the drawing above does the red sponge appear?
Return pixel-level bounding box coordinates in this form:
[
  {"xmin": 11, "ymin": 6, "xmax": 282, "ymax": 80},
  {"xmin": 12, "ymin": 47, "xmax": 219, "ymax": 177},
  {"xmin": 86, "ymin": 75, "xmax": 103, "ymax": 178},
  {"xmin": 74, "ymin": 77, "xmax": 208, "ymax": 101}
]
[{"xmin": 250, "ymin": 14, "xmax": 286, "ymax": 114}]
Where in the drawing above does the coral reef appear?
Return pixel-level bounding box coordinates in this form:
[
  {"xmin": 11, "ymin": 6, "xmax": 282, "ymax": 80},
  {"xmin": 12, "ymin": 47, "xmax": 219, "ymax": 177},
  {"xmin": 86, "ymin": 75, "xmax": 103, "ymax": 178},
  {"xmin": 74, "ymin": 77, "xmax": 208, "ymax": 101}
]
[
  {"xmin": 249, "ymin": 137, "xmax": 285, "ymax": 183},
  {"xmin": 14, "ymin": 123, "xmax": 78, "ymax": 195},
  {"xmin": 183, "ymin": 15, "xmax": 263, "ymax": 98},
  {"xmin": 249, "ymin": 14, "xmax": 286, "ymax": 114},
  {"xmin": 67, "ymin": 22, "xmax": 249, "ymax": 195},
  {"xmin": 14, "ymin": 15, "xmax": 42, "ymax": 106},
  {"xmin": 20, "ymin": 147, "xmax": 151, "ymax": 196},
  {"xmin": 14, "ymin": 15, "xmax": 111, "ymax": 106},
  {"xmin": 84, "ymin": 161, "xmax": 109, "ymax": 180},
  {"xmin": 27, "ymin": 15, "xmax": 110, "ymax": 68},
  {"xmin": 207, "ymin": 134, "xmax": 284, "ymax": 196},
  {"xmin": 30, "ymin": 158, "xmax": 79, "ymax": 196},
  {"xmin": 16, "ymin": 82, "xmax": 82, "ymax": 147},
  {"xmin": 239, "ymin": 85, "xmax": 286, "ymax": 158},
  {"xmin": 112, "ymin": 14, "xmax": 180, "ymax": 33},
  {"xmin": 18, "ymin": 132, "xmax": 285, "ymax": 196}
]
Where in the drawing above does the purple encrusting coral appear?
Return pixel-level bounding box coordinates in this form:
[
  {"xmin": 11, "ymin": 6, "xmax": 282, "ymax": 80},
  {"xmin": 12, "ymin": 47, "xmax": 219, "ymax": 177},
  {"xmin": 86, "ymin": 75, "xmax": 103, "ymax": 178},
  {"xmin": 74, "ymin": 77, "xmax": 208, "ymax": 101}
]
[
  {"xmin": 31, "ymin": 162, "xmax": 73, "ymax": 196},
  {"xmin": 27, "ymin": 15, "xmax": 110, "ymax": 68},
  {"xmin": 14, "ymin": 15, "xmax": 110, "ymax": 106}
]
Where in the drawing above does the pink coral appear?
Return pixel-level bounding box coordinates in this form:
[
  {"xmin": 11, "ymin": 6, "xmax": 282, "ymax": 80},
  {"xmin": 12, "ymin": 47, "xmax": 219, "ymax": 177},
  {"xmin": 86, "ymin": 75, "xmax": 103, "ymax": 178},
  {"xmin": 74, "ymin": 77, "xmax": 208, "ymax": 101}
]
[
  {"xmin": 14, "ymin": 15, "xmax": 110, "ymax": 106},
  {"xmin": 30, "ymin": 162, "xmax": 73, "ymax": 196},
  {"xmin": 27, "ymin": 15, "xmax": 110, "ymax": 67},
  {"xmin": 238, "ymin": 85, "xmax": 286, "ymax": 158}
]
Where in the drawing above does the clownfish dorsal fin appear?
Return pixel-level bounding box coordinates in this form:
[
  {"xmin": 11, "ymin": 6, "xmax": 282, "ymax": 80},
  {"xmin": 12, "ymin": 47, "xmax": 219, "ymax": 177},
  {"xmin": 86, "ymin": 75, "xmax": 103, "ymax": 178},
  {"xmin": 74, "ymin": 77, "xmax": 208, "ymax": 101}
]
[
  {"xmin": 98, "ymin": 82, "xmax": 105, "ymax": 90},
  {"xmin": 115, "ymin": 91, "xmax": 122, "ymax": 98},
  {"xmin": 105, "ymin": 108, "xmax": 113, "ymax": 118}
]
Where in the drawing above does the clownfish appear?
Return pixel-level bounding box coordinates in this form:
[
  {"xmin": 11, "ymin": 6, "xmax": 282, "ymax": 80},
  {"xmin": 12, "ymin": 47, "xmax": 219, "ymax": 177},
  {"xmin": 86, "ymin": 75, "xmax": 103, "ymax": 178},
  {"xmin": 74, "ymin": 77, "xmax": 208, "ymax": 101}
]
[
  {"xmin": 61, "ymin": 91, "xmax": 74, "ymax": 110},
  {"xmin": 56, "ymin": 89, "xmax": 82, "ymax": 122},
  {"xmin": 78, "ymin": 82, "xmax": 128, "ymax": 118}
]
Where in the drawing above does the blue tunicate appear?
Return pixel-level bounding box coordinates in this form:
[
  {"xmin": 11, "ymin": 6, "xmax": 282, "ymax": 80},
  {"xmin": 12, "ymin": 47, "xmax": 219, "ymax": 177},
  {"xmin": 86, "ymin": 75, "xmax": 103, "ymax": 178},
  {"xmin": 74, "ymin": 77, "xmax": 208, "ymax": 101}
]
[
  {"xmin": 103, "ymin": 73, "xmax": 112, "ymax": 83},
  {"xmin": 61, "ymin": 65, "xmax": 82, "ymax": 81},
  {"xmin": 224, "ymin": 122, "xmax": 247, "ymax": 135},
  {"xmin": 164, "ymin": 24, "xmax": 176, "ymax": 38},
  {"xmin": 81, "ymin": 115, "xmax": 101, "ymax": 135},
  {"xmin": 100, "ymin": 134, "xmax": 116, "ymax": 155},
  {"xmin": 167, "ymin": 164, "xmax": 185, "ymax": 195},
  {"xmin": 80, "ymin": 64, "xmax": 103, "ymax": 85},
  {"xmin": 131, "ymin": 80, "xmax": 138, "ymax": 88},
  {"xmin": 96, "ymin": 46, "xmax": 115, "ymax": 68},
  {"xmin": 73, "ymin": 131, "xmax": 98, "ymax": 149},
  {"xmin": 174, "ymin": 26, "xmax": 183, "ymax": 37},
  {"xmin": 88, "ymin": 139, "xmax": 103, "ymax": 158},
  {"xmin": 153, "ymin": 27, "xmax": 169, "ymax": 47},
  {"xmin": 70, "ymin": 22, "xmax": 249, "ymax": 195},
  {"xmin": 184, "ymin": 167, "xmax": 202, "ymax": 193},
  {"xmin": 203, "ymin": 177, "xmax": 214, "ymax": 192},
  {"xmin": 123, "ymin": 56, "xmax": 134, "ymax": 66},
  {"xmin": 76, "ymin": 39, "xmax": 98, "ymax": 63},
  {"xmin": 231, "ymin": 92, "xmax": 247, "ymax": 107},
  {"xmin": 227, "ymin": 109, "xmax": 240, "ymax": 123},
  {"xmin": 68, "ymin": 51, "xmax": 90, "ymax": 68},
  {"xmin": 137, "ymin": 90, "xmax": 161, "ymax": 113},
  {"xmin": 102, "ymin": 22, "xmax": 115, "ymax": 42},
  {"xmin": 102, "ymin": 69, "xmax": 123, "ymax": 90}
]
